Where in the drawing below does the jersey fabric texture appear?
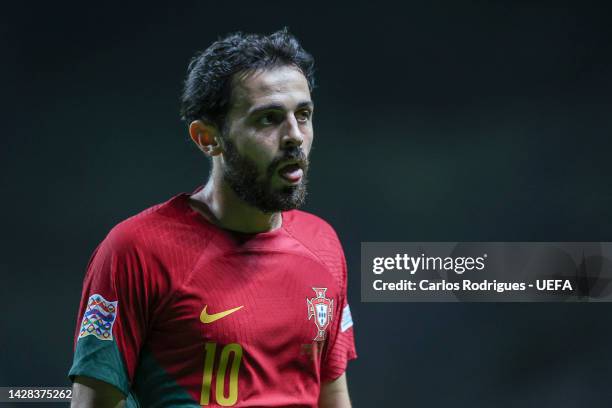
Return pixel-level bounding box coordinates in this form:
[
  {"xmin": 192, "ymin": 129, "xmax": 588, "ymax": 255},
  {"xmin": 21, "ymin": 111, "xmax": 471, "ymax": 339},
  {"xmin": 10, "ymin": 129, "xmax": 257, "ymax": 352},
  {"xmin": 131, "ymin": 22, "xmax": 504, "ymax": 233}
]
[{"xmin": 68, "ymin": 192, "xmax": 356, "ymax": 407}]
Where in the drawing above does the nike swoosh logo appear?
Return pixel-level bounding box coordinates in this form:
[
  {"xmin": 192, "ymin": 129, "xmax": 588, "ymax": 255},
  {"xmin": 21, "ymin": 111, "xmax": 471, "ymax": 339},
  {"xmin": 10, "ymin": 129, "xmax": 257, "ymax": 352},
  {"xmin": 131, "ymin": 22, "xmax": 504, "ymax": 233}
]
[{"xmin": 200, "ymin": 305, "xmax": 244, "ymax": 324}]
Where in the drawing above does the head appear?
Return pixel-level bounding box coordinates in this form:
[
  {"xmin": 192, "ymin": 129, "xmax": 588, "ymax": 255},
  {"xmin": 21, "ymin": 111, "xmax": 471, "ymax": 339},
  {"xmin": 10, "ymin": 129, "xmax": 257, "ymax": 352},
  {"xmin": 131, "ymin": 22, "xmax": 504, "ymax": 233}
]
[{"xmin": 181, "ymin": 29, "xmax": 315, "ymax": 213}]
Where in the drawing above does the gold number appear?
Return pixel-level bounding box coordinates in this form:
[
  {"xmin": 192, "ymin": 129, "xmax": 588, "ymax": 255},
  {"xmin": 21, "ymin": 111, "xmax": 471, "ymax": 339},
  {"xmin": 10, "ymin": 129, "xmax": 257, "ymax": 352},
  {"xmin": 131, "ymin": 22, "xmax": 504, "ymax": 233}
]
[
  {"xmin": 216, "ymin": 343, "xmax": 243, "ymax": 406},
  {"xmin": 200, "ymin": 342, "xmax": 243, "ymax": 406},
  {"xmin": 200, "ymin": 342, "xmax": 217, "ymax": 405}
]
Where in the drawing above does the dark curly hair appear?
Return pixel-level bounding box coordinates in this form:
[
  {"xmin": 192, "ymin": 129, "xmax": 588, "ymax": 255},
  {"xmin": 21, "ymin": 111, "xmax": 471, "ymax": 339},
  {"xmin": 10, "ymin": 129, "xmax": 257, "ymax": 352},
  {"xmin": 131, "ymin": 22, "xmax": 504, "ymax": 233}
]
[{"xmin": 180, "ymin": 28, "xmax": 315, "ymax": 133}]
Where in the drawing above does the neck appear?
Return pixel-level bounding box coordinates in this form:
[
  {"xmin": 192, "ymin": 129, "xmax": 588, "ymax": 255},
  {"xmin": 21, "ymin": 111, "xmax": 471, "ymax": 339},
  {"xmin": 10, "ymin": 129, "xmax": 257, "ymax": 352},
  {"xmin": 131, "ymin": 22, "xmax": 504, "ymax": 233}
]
[{"xmin": 189, "ymin": 168, "xmax": 282, "ymax": 234}]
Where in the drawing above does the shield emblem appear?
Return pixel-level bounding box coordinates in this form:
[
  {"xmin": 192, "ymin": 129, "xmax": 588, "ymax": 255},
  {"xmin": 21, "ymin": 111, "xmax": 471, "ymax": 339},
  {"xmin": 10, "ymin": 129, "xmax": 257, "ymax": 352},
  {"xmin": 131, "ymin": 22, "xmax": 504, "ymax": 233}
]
[
  {"xmin": 316, "ymin": 304, "xmax": 328, "ymax": 327},
  {"xmin": 307, "ymin": 287, "xmax": 334, "ymax": 341}
]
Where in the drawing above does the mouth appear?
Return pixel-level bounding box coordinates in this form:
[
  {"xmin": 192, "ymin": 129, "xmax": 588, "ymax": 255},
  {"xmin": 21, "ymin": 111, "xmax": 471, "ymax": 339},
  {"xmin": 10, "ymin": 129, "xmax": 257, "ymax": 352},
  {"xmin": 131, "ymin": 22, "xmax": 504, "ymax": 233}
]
[{"xmin": 277, "ymin": 161, "xmax": 304, "ymax": 184}]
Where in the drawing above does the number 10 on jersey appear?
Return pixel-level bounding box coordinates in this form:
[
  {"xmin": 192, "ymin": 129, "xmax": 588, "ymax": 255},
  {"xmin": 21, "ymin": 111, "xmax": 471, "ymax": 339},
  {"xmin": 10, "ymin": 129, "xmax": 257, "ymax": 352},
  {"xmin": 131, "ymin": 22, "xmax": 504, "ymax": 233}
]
[{"xmin": 200, "ymin": 342, "xmax": 243, "ymax": 406}]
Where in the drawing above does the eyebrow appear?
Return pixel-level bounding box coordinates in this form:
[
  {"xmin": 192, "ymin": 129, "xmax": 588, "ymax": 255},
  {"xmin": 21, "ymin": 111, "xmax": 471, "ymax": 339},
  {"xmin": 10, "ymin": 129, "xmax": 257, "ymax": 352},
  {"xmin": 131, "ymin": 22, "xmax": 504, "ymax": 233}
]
[{"xmin": 247, "ymin": 101, "xmax": 314, "ymax": 116}]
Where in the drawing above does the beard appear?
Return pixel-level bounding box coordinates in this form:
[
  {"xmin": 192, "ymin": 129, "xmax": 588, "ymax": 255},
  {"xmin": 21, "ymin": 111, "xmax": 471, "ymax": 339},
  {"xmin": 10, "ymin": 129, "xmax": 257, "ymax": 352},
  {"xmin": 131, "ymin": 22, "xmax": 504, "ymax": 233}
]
[{"xmin": 220, "ymin": 138, "xmax": 309, "ymax": 213}]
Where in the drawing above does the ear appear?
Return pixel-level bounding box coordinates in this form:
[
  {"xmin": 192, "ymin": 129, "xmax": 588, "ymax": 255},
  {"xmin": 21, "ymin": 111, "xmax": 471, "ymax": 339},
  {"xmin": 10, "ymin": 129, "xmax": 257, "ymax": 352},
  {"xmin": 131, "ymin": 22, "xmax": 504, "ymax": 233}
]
[{"xmin": 188, "ymin": 120, "xmax": 223, "ymax": 157}]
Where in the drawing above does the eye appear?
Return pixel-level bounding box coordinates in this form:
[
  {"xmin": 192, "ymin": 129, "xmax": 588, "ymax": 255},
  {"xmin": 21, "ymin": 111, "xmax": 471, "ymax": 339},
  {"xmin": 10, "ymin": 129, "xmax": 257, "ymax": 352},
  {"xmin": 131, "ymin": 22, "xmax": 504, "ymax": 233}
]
[
  {"xmin": 296, "ymin": 110, "xmax": 312, "ymax": 123},
  {"xmin": 258, "ymin": 112, "xmax": 281, "ymax": 126},
  {"xmin": 259, "ymin": 114, "xmax": 273, "ymax": 126}
]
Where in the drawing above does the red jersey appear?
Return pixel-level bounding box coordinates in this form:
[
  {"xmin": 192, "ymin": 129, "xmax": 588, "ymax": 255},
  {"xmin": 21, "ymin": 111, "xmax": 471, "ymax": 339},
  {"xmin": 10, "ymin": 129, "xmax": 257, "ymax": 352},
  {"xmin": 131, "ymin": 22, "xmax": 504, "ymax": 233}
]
[{"xmin": 68, "ymin": 192, "xmax": 356, "ymax": 407}]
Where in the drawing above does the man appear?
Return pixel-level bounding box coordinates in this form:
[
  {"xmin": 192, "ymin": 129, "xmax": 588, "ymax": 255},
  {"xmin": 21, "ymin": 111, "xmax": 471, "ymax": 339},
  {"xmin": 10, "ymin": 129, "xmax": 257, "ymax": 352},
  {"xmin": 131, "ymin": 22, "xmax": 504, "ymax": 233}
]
[{"xmin": 69, "ymin": 29, "xmax": 356, "ymax": 407}]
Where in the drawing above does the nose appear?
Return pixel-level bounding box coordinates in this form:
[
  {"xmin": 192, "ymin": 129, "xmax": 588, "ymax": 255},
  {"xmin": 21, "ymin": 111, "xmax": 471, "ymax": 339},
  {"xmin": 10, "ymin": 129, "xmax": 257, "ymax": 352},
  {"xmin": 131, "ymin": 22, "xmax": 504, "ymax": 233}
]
[{"xmin": 280, "ymin": 115, "xmax": 304, "ymax": 149}]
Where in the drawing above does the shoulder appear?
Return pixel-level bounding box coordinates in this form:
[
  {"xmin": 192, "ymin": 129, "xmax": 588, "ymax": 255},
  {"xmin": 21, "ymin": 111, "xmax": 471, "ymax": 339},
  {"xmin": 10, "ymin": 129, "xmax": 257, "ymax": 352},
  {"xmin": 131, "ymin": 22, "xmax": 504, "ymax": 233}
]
[
  {"xmin": 283, "ymin": 209, "xmax": 347, "ymax": 284},
  {"xmin": 90, "ymin": 194, "xmax": 210, "ymax": 280},
  {"xmin": 105, "ymin": 194, "xmax": 210, "ymax": 250},
  {"xmin": 101, "ymin": 199, "xmax": 175, "ymax": 256},
  {"xmin": 283, "ymin": 209, "xmax": 342, "ymax": 249}
]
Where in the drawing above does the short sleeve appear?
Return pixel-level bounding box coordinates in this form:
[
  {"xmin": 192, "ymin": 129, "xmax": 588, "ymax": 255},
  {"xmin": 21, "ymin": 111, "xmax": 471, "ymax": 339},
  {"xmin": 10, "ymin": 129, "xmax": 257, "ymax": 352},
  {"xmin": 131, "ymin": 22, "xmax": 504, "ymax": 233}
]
[
  {"xmin": 321, "ymin": 249, "xmax": 357, "ymax": 382},
  {"xmin": 68, "ymin": 228, "xmax": 153, "ymax": 396}
]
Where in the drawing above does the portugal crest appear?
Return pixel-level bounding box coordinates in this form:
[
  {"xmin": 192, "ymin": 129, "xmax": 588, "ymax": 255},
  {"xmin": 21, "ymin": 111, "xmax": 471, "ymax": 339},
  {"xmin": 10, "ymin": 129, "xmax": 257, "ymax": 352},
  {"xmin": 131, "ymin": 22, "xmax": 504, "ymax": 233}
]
[{"xmin": 307, "ymin": 287, "xmax": 334, "ymax": 341}]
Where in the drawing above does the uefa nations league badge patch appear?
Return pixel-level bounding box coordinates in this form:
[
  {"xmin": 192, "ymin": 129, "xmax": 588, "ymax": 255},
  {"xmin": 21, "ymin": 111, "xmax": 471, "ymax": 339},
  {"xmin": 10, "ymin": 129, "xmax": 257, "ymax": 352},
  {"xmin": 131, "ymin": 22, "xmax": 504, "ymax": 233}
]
[{"xmin": 78, "ymin": 294, "xmax": 118, "ymax": 341}]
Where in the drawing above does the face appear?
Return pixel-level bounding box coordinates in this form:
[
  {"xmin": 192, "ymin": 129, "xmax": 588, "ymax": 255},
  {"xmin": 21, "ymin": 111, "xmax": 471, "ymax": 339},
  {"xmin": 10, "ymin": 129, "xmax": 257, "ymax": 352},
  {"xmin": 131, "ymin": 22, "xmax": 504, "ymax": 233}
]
[{"xmin": 219, "ymin": 65, "xmax": 314, "ymax": 213}]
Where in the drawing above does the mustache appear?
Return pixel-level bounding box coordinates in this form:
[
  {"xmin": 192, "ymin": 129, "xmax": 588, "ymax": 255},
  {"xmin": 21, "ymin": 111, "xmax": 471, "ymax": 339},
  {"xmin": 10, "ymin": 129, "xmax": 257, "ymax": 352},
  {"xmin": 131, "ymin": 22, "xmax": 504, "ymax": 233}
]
[{"xmin": 267, "ymin": 147, "xmax": 309, "ymax": 175}]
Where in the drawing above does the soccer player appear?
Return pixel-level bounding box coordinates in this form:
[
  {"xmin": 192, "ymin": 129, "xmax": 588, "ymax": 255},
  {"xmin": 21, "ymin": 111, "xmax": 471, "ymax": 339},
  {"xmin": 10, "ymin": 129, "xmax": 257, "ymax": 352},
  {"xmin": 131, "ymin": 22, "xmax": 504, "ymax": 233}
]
[{"xmin": 69, "ymin": 29, "xmax": 356, "ymax": 407}]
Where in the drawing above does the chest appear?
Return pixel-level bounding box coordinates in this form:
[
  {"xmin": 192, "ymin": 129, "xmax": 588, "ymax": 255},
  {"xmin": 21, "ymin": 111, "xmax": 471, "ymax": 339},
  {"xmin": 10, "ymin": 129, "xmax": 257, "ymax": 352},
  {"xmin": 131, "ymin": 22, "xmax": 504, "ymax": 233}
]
[{"xmin": 153, "ymin": 251, "xmax": 340, "ymax": 350}]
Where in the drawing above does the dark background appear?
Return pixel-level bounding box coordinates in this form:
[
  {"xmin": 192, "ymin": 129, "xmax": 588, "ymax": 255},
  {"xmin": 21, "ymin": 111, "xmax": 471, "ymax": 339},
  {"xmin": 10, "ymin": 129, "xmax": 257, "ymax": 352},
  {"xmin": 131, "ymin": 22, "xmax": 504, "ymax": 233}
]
[{"xmin": 2, "ymin": 1, "xmax": 612, "ymax": 406}]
